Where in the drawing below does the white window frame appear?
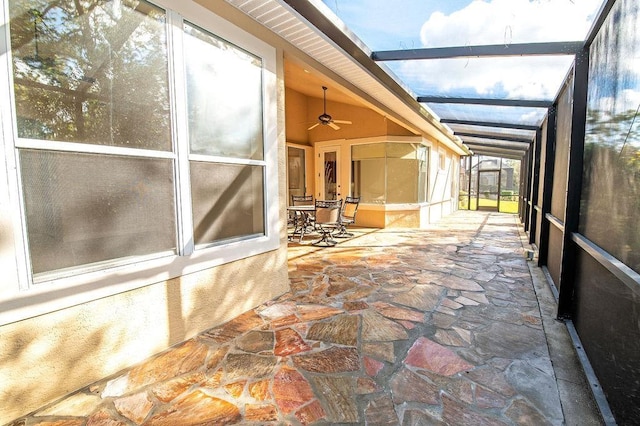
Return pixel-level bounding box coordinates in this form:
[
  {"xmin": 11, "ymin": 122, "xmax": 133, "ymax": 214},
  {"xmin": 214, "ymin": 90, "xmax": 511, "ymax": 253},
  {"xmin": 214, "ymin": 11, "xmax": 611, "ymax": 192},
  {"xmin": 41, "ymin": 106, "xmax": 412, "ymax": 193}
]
[
  {"xmin": 348, "ymin": 137, "xmax": 430, "ymax": 205},
  {"xmin": 438, "ymin": 147, "xmax": 447, "ymax": 171},
  {"xmin": 0, "ymin": 0, "xmax": 279, "ymax": 325}
]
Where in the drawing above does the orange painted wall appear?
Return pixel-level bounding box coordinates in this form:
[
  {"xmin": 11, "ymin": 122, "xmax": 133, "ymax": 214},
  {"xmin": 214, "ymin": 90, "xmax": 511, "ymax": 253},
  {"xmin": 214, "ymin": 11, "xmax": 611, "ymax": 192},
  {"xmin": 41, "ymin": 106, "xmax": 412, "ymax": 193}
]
[
  {"xmin": 284, "ymin": 87, "xmax": 310, "ymax": 145},
  {"xmin": 285, "ymin": 88, "xmax": 416, "ymax": 145}
]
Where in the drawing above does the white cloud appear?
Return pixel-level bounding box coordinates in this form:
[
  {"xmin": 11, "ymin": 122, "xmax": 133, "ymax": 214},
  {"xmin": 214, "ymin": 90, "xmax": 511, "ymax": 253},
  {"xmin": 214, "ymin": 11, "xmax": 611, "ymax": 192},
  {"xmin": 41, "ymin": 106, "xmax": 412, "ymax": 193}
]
[
  {"xmin": 619, "ymin": 90, "xmax": 640, "ymax": 114},
  {"xmin": 420, "ymin": 0, "xmax": 602, "ymax": 47},
  {"xmin": 394, "ymin": 55, "xmax": 574, "ymax": 100},
  {"xmin": 593, "ymin": 90, "xmax": 640, "ymax": 116},
  {"xmin": 403, "ymin": 0, "xmax": 603, "ymax": 100}
]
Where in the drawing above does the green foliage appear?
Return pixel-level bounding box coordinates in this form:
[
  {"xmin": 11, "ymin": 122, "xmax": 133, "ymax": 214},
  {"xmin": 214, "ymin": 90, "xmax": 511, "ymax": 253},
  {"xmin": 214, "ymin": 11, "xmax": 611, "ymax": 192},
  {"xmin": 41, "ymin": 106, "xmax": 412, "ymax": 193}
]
[
  {"xmin": 9, "ymin": 0, "xmax": 171, "ymax": 149},
  {"xmin": 582, "ymin": 107, "xmax": 640, "ymax": 272}
]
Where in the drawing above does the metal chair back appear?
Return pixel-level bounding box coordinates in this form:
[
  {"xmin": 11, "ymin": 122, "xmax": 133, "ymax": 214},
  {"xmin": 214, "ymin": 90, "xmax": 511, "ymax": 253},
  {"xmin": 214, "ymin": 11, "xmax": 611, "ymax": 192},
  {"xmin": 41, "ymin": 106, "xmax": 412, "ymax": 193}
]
[
  {"xmin": 342, "ymin": 196, "xmax": 360, "ymax": 222},
  {"xmin": 312, "ymin": 199, "xmax": 342, "ymax": 246},
  {"xmin": 291, "ymin": 194, "xmax": 314, "ymax": 206},
  {"xmin": 315, "ymin": 199, "xmax": 341, "ymax": 225},
  {"xmin": 335, "ymin": 196, "xmax": 360, "ymax": 238}
]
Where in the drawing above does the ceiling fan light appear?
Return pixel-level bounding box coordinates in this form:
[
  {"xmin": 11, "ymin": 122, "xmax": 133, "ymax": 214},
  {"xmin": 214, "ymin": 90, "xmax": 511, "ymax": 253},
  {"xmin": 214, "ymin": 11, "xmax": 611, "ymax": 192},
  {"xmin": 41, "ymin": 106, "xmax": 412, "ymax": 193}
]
[
  {"xmin": 307, "ymin": 85, "xmax": 353, "ymax": 131},
  {"xmin": 319, "ymin": 113, "xmax": 332, "ymax": 123}
]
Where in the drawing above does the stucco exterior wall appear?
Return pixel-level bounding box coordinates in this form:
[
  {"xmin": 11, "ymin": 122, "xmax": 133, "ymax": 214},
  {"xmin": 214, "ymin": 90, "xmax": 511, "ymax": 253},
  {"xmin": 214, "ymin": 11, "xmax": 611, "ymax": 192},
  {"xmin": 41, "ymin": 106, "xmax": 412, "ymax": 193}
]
[
  {"xmin": 0, "ymin": 250, "xmax": 289, "ymax": 422},
  {"xmin": 355, "ymin": 209, "xmax": 386, "ymax": 228},
  {"xmin": 284, "ymin": 87, "xmax": 309, "ymax": 145},
  {"xmin": 356, "ymin": 206, "xmax": 431, "ymax": 229}
]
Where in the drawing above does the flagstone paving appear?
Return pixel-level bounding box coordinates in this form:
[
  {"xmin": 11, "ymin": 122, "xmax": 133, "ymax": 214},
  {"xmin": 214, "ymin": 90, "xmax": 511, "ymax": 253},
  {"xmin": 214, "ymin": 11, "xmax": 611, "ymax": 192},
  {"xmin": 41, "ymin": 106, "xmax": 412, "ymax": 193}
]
[{"xmin": 8, "ymin": 211, "xmax": 601, "ymax": 425}]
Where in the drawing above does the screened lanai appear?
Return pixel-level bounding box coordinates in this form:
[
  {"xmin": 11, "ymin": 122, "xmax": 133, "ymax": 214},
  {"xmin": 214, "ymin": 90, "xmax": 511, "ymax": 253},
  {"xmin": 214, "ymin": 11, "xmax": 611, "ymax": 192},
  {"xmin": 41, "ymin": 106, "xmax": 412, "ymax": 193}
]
[
  {"xmin": 1, "ymin": 0, "xmax": 638, "ymax": 424},
  {"xmin": 280, "ymin": 0, "xmax": 637, "ymax": 424},
  {"xmin": 281, "ymin": 0, "xmax": 621, "ymax": 219},
  {"xmin": 317, "ymin": 0, "xmax": 601, "ymax": 157},
  {"xmin": 289, "ymin": 0, "xmax": 599, "ymax": 159}
]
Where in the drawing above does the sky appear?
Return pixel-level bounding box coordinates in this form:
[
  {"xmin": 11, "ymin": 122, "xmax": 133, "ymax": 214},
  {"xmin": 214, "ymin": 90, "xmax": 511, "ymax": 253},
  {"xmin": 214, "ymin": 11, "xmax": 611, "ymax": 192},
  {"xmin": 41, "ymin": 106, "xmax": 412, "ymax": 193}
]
[
  {"xmin": 320, "ymin": 0, "xmax": 472, "ymax": 51},
  {"xmin": 320, "ymin": 0, "xmax": 605, "ymax": 103}
]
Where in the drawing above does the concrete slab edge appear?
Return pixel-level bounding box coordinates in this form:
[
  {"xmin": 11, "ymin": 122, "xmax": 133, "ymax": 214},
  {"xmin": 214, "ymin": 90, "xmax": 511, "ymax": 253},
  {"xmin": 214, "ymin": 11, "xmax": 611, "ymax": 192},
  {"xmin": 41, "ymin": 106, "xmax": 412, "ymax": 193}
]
[
  {"xmin": 518, "ymin": 223, "xmax": 611, "ymax": 425},
  {"xmin": 564, "ymin": 320, "xmax": 617, "ymax": 426},
  {"xmin": 541, "ymin": 265, "xmax": 560, "ymax": 300}
]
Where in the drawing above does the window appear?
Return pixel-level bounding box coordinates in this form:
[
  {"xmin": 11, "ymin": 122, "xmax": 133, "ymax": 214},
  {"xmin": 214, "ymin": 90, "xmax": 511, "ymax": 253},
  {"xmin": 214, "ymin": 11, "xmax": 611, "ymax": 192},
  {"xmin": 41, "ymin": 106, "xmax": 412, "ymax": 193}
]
[
  {"xmin": 184, "ymin": 23, "xmax": 264, "ymax": 160},
  {"xmin": 287, "ymin": 146, "xmax": 307, "ymax": 199},
  {"xmin": 2, "ymin": 0, "xmax": 277, "ymax": 293},
  {"xmin": 351, "ymin": 142, "xmax": 428, "ymax": 204},
  {"xmin": 10, "ymin": 0, "xmax": 175, "ymax": 281},
  {"xmin": 10, "ymin": 1, "xmax": 172, "ymax": 149},
  {"xmin": 184, "ymin": 23, "xmax": 265, "ymax": 247},
  {"xmin": 417, "ymin": 145, "xmax": 428, "ymax": 203},
  {"xmin": 438, "ymin": 148, "xmax": 447, "ymax": 171}
]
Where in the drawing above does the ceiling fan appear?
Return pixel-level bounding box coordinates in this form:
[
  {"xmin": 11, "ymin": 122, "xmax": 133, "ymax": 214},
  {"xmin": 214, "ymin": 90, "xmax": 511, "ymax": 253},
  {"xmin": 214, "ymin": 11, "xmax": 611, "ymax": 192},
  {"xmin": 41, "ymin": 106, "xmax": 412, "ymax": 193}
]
[{"xmin": 307, "ymin": 86, "xmax": 352, "ymax": 131}]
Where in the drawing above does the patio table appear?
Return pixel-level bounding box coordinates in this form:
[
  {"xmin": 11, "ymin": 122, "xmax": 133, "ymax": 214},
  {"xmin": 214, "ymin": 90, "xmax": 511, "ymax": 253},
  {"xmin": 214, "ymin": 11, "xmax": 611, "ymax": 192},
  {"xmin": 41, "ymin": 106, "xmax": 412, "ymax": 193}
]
[{"xmin": 287, "ymin": 205, "xmax": 316, "ymax": 242}]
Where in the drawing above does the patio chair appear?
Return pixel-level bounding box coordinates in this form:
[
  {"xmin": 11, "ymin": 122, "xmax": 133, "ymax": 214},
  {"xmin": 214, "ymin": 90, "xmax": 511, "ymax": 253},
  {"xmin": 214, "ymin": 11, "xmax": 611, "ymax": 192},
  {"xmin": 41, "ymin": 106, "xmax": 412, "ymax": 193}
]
[
  {"xmin": 334, "ymin": 196, "xmax": 360, "ymax": 238},
  {"xmin": 291, "ymin": 194, "xmax": 315, "ymax": 230},
  {"xmin": 291, "ymin": 194, "xmax": 314, "ymax": 206},
  {"xmin": 312, "ymin": 199, "xmax": 342, "ymax": 246}
]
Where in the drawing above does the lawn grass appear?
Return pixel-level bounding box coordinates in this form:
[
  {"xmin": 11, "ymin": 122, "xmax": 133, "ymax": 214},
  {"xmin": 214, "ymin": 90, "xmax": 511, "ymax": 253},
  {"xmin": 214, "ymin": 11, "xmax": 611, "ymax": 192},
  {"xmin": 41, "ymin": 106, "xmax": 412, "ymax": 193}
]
[
  {"xmin": 499, "ymin": 200, "xmax": 519, "ymax": 214},
  {"xmin": 459, "ymin": 197, "xmax": 519, "ymax": 214}
]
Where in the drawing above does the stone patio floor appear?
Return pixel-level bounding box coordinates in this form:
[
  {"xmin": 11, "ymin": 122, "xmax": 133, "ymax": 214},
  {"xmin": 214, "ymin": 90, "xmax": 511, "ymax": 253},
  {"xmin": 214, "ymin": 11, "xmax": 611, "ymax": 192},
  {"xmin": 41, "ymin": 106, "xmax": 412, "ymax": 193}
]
[{"xmin": 9, "ymin": 211, "xmax": 603, "ymax": 425}]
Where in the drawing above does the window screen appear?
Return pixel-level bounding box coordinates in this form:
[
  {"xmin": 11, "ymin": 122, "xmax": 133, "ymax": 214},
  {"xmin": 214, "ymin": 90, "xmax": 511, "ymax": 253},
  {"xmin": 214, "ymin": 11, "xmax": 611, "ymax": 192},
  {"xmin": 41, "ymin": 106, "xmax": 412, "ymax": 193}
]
[
  {"xmin": 20, "ymin": 150, "xmax": 175, "ymax": 276},
  {"xmin": 580, "ymin": 0, "xmax": 640, "ymax": 273},
  {"xmin": 190, "ymin": 162, "xmax": 264, "ymax": 245}
]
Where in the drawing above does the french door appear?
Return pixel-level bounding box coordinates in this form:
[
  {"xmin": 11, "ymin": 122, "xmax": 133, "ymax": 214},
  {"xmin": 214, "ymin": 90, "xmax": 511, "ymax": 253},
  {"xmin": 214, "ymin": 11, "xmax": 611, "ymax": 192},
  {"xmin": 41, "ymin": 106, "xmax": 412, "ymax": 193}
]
[{"xmin": 317, "ymin": 146, "xmax": 341, "ymax": 201}]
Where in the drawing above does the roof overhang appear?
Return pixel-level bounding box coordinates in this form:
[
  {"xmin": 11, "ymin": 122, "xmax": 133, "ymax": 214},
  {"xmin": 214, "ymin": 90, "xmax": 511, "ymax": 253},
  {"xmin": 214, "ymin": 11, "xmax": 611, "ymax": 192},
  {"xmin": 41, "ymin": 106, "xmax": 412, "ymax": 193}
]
[{"xmin": 220, "ymin": 0, "xmax": 471, "ymax": 156}]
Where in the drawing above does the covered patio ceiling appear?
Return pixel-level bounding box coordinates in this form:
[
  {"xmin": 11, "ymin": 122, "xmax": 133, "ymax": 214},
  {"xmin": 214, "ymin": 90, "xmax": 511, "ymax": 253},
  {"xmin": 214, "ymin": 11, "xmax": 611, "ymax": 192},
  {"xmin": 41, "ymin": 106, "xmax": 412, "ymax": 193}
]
[{"xmin": 278, "ymin": 0, "xmax": 614, "ymax": 159}]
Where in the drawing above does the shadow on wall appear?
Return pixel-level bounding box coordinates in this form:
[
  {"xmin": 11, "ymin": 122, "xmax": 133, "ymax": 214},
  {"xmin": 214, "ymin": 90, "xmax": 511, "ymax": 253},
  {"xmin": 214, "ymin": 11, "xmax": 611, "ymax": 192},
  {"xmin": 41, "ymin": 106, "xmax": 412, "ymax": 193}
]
[
  {"xmin": 0, "ymin": 303, "xmax": 130, "ymax": 422},
  {"xmin": 0, "ymin": 245, "xmax": 288, "ymax": 423},
  {"xmin": 1, "ymin": 146, "xmax": 289, "ymax": 422}
]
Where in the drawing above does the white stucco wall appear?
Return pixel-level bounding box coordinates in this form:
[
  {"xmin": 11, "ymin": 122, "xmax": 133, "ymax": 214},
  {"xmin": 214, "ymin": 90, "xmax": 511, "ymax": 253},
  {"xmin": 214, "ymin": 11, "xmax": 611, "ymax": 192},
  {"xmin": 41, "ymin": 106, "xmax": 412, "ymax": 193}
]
[{"xmin": 0, "ymin": 249, "xmax": 289, "ymax": 422}]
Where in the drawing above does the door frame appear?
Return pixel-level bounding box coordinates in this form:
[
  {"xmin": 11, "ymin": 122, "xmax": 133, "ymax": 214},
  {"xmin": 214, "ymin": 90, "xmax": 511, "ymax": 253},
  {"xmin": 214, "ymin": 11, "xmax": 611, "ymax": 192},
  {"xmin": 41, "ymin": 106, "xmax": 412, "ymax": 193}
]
[
  {"xmin": 286, "ymin": 143, "xmax": 313, "ymax": 205},
  {"xmin": 477, "ymin": 162, "xmax": 502, "ymax": 212},
  {"xmin": 316, "ymin": 145, "xmax": 342, "ymax": 201}
]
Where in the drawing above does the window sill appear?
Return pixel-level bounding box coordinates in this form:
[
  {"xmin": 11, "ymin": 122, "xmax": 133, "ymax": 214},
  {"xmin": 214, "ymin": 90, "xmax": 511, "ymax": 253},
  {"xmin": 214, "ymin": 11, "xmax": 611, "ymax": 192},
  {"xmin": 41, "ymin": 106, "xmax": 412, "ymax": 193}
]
[{"xmin": 0, "ymin": 235, "xmax": 279, "ymax": 326}]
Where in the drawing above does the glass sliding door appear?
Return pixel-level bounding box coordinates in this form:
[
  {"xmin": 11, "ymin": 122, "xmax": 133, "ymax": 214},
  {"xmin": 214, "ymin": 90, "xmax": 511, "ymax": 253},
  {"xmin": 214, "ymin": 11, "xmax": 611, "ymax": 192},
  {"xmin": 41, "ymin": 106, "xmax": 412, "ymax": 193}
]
[
  {"xmin": 287, "ymin": 146, "xmax": 306, "ymax": 201},
  {"xmin": 318, "ymin": 147, "xmax": 340, "ymax": 200}
]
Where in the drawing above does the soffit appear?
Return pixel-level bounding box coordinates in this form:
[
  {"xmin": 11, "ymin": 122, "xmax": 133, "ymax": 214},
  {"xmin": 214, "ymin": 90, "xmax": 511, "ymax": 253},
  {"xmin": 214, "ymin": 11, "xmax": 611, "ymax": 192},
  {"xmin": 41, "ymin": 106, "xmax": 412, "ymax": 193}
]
[
  {"xmin": 284, "ymin": 60, "xmax": 361, "ymax": 106},
  {"xmin": 223, "ymin": 0, "xmax": 469, "ymax": 155}
]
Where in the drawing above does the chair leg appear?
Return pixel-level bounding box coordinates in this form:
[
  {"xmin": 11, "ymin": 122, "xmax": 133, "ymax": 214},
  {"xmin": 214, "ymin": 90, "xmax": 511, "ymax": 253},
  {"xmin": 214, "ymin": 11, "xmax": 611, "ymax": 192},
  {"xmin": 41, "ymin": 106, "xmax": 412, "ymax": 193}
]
[
  {"xmin": 333, "ymin": 224, "xmax": 354, "ymax": 238},
  {"xmin": 312, "ymin": 227, "xmax": 337, "ymax": 246}
]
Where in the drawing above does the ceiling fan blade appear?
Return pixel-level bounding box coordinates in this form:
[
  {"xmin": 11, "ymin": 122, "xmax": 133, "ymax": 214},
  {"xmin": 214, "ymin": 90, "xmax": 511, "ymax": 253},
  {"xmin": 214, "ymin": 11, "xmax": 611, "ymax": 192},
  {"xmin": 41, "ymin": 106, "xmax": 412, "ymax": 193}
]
[
  {"xmin": 333, "ymin": 120, "xmax": 352, "ymax": 125},
  {"xmin": 328, "ymin": 122, "xmax": 340, "ymax": 130},
  {"xmin": 307, "ymin": 123, "xmax": 320, "ymax": 130}
]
